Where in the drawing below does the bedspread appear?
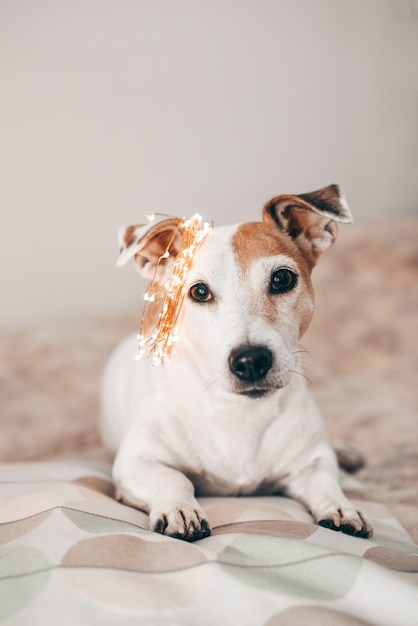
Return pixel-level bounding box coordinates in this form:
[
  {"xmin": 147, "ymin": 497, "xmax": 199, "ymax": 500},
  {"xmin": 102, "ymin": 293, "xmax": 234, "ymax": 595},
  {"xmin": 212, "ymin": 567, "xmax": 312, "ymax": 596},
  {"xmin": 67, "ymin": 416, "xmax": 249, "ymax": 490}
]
[{"xmin": 0, "ymin": 461, "xmax": 417, "ymax": 626}]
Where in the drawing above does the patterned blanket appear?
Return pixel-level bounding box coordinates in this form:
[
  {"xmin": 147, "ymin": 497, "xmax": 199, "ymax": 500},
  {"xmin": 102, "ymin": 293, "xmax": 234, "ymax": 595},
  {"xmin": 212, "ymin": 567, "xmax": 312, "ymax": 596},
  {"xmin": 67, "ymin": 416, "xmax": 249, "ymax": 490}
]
[{"xmin": 0, "ymin": 461, "xmax": 417, "ymax": 625}]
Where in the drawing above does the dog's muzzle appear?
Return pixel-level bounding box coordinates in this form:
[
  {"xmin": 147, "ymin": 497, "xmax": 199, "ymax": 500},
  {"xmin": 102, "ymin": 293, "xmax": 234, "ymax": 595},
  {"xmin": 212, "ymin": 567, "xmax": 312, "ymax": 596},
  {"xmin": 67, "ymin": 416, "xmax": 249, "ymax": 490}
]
[{"xmin": 228, "ymin": 345, "xmax": 273, "ymax": 383}]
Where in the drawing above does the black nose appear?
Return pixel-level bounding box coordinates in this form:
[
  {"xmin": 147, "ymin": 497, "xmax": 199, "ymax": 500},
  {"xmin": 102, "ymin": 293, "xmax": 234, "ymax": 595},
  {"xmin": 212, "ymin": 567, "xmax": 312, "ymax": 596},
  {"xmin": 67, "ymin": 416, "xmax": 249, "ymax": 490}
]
[{"xmin": 229, "ymin": 346, "xmax": 273, "ymax": 382}]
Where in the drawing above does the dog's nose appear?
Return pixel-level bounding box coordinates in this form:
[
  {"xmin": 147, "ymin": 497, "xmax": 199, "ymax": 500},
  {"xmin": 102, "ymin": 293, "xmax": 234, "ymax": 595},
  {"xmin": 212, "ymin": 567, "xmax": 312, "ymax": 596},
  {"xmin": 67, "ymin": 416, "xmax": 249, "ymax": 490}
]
[{"xmin": 229, "ymin": 346, "xmax": 273, "ymax": 382}]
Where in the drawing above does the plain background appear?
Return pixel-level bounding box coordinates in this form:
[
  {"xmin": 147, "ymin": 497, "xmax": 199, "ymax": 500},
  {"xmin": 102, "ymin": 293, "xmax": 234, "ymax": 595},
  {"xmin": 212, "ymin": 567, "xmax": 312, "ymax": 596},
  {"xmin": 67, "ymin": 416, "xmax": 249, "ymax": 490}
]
[{"xmin": 1, "ymin": 0, "xmax": 417, "ymax": 329}]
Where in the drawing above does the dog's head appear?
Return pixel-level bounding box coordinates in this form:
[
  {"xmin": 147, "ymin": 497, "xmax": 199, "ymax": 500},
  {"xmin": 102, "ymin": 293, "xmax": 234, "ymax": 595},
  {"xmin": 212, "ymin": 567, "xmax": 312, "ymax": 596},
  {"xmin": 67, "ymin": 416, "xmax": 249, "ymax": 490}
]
[{"xmin": 118, "ymin": 185, "xmax": 352, "ymax": 398}]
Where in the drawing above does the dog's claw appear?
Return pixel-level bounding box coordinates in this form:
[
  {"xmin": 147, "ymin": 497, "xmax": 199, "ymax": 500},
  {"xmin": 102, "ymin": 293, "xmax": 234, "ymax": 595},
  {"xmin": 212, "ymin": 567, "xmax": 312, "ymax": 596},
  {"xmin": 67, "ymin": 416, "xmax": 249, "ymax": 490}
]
[
  {"xmin": 318, "ymin": 507, "xmax": 373, "ymax": 539},
  {"xmin": 171, "ymin": 521, "xmax": 211, "ymax": 542},
  {"xmin": 153, "ymin": 513, "xmax": 169, "ymax": 535},
  {"xmin": 151, "ymin": 506, "xmax": 211, "ymax": 541}
]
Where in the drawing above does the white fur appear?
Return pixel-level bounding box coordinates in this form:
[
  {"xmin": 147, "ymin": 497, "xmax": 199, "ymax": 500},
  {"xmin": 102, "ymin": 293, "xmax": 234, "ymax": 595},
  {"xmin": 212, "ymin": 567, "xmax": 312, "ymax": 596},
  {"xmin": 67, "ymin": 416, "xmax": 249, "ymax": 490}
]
[{"xmin": 101, "ymin": 221, "xmax": 372, "ymax": 541}]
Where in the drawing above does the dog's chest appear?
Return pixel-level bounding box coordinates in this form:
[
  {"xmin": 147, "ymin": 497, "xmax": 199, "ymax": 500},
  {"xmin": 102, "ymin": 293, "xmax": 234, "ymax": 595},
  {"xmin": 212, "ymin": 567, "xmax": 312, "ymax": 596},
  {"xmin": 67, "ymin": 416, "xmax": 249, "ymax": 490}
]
[
  {"xmin": 150, "ymin": 392, "xmax": 314, "ymax": 497},
  {"xmin": 123, "ymin": 353, "xmax": 322, "ymax": 497}
]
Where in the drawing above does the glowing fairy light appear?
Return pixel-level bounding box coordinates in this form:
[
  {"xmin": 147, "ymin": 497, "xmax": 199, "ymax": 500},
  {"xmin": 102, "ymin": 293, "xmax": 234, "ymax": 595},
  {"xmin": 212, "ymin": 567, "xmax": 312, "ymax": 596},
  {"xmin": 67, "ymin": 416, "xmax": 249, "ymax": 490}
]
[{"xmin": 137, "ymin": 213, "xmax": 212, "ymax": 366}]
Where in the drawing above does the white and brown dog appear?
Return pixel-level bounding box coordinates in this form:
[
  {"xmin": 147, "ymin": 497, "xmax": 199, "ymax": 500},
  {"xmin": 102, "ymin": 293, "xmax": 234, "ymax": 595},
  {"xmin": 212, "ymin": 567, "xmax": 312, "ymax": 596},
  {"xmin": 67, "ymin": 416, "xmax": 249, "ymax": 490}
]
[{"xmin": 101, "ymin": 184, "xmax": 373, "ymax": 541}]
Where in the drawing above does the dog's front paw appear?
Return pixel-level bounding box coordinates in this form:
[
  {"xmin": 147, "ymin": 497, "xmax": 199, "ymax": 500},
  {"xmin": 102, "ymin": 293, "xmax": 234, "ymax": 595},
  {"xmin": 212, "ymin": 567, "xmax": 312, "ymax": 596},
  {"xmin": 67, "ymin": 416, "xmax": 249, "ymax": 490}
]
[
  {"xmin": 150, "ymin": 503, "xmax": 211, "ymax": 542},
  {"xmin": 317, "ymin": 505, "xmax": 373, "ymax": 538}
]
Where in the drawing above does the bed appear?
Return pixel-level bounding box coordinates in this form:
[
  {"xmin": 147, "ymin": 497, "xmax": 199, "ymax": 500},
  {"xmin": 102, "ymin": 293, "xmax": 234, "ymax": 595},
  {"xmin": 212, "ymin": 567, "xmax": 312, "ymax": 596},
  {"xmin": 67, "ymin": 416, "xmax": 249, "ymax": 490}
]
[{"xmin": 1, "ymin": 219, "xmax": 417, "ymax": 624}]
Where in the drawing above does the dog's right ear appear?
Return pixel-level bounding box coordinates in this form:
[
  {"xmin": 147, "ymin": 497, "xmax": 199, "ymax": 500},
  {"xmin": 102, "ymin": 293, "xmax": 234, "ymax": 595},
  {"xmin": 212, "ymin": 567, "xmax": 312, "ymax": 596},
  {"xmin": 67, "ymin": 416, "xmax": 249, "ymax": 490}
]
[
  {"xmin": 263, "ymin": 184, "xmax": 352, "ymax": 267},
  {"xmin": 117, "ymin": 217, "xmax": 183, "ymax": 279}
]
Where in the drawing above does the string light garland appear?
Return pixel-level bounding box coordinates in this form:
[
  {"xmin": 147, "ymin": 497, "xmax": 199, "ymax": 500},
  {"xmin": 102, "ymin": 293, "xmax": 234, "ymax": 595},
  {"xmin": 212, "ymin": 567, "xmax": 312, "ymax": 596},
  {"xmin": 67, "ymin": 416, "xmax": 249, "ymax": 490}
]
[{"xmin": 136, "ymin": 213, "xmax": 212, "ymax": 366}]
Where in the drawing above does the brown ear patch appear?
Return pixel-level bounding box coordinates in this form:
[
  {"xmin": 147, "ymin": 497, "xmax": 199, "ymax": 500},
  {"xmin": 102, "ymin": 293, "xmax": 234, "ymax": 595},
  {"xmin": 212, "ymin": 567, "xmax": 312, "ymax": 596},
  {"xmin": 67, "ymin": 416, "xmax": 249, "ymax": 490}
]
[
  {"xmin": 262, "ymin": 185, "xmax": 352, "ymax": 266},
  {"xmin": 124, "ymin": 225, "xmax": 141, "ymax": 248},
  {"xmin": 275, "ymin": 204, "xmax": 339, "ymax": 259},
  {"xmin": 297, "ymin": 184, "xmax": 352, "ymax": 222},
  {"xmin": 134, "ymin": 227, "xmax": 182, "ymax": 273},
  {"xmin": 117, "ymin": 217, "xmax": 184, "ymax": 276}
]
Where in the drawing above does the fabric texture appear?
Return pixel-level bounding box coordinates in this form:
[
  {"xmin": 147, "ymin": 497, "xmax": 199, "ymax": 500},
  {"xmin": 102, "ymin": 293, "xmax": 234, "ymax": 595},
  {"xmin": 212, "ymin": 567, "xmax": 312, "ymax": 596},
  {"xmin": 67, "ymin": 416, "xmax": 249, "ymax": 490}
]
[{"xmin": 0, "ymin": 461, "xmax": 417, "ymax": 625}]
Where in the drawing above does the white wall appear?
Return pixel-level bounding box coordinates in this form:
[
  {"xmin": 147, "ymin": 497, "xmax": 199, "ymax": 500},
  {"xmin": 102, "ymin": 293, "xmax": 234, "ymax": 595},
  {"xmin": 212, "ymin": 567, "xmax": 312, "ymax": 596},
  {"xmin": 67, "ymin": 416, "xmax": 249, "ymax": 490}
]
[{"xmin": 1, "ymin": 0, "xmax": 417, "ymax": 328}]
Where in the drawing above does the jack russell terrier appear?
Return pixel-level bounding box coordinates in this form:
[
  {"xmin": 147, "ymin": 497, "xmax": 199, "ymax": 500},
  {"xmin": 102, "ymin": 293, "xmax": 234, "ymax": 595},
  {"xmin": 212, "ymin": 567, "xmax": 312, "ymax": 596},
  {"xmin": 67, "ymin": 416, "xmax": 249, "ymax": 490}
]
[{"xmin": 101, "ymin": 184, "xmax": 373, "ymax": 541}]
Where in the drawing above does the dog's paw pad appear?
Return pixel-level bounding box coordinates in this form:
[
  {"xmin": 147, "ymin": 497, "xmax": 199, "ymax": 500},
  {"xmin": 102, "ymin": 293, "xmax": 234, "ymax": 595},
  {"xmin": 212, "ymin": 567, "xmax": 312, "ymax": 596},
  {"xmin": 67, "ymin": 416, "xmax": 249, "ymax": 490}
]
[
  {"xmin": 340, "ymin": 523, "xmax": 363, "ymax": 537},
  {"xmin": 318, "ymin": 518, "xmax": 339, "ymax": 532}
]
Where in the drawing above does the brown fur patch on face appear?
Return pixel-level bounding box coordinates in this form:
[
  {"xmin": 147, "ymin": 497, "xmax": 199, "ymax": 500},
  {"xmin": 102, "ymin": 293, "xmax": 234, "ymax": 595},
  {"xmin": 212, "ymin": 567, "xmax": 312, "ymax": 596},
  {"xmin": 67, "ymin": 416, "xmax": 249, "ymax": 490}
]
[
  {"xmin": 124, "ymin": 225, "xmax": 141, "ymax": 247},
  {"xmin": 232, "ymin": 222, "xmax": 314, "ymax": 337},
  {"xmin": 232, "ymin": 222, "xmax": 311, "ymax": 280}
]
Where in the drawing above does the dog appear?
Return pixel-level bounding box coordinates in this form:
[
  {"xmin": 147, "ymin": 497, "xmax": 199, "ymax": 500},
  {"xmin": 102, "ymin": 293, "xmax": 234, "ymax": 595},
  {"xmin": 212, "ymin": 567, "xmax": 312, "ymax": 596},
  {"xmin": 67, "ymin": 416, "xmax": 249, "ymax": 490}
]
[{"xmin": 101, "ymin": 184, "xmax": 373, "ymax": 542}]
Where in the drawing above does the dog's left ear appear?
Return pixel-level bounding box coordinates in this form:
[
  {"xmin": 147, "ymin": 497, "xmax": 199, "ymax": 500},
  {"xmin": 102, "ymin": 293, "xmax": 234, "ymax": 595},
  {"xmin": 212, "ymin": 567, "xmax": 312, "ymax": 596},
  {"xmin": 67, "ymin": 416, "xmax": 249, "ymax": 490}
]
[
  {"xmin": 116, "ymin": 217, "xmax": 183, "ymax": 279},
  {"xmin": 263, "ymin": 184, "xmax": 353, "ymax": 266}
]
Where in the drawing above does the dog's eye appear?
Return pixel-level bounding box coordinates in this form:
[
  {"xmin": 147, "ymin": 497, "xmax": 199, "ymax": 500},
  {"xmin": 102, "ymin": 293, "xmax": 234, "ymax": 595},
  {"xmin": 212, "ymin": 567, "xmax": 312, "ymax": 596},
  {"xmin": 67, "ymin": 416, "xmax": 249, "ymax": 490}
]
[
  {"xmin": 270, "ymin": 269, "xmax": 298, "ymax": 294},
  {"xmin": 189, "ymin": 282, "xmax": 213, "ymax": 302}
]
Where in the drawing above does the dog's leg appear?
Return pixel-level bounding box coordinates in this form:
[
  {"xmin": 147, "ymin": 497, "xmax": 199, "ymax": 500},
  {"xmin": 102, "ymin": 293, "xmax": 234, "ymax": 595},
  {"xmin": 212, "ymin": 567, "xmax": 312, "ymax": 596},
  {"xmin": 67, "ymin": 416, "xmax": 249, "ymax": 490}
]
[
  {"xmin": 113, "ymin": 455, "xmax": 211, "ymax": 541},
  {"xmin": 333, "ymin": 439, "xmax": 365, "ymax": 473},
  {"xmin": 285, "ymin": 447, "xmax": 373, "ymax": 538}
]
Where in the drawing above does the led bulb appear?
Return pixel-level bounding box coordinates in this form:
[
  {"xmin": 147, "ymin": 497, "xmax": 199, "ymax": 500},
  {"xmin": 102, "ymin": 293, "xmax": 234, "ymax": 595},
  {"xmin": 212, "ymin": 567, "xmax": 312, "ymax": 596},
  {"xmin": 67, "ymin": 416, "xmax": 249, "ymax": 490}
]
[{"xmin": 137, "ymin": 213, "xmax": 212, "ymax": 366}]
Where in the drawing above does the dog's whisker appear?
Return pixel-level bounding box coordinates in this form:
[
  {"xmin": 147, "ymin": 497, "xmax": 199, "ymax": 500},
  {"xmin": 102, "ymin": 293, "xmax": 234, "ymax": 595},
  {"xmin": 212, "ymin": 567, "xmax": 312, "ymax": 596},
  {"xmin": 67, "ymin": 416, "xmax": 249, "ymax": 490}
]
[
  {"xmin": 290, "ymin": 368, "xmax": 313, "ymax": 387},
  {"xmin": 292, "ymin": 344, "xmax": 311, "ymax": 357},
  {"xmin": 292, "ymin": 346, "xmax": 312, "ymax": 377},
  {"xmin": 203, "ymin": 379, "xmax": 219, "ymax": 393}
]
